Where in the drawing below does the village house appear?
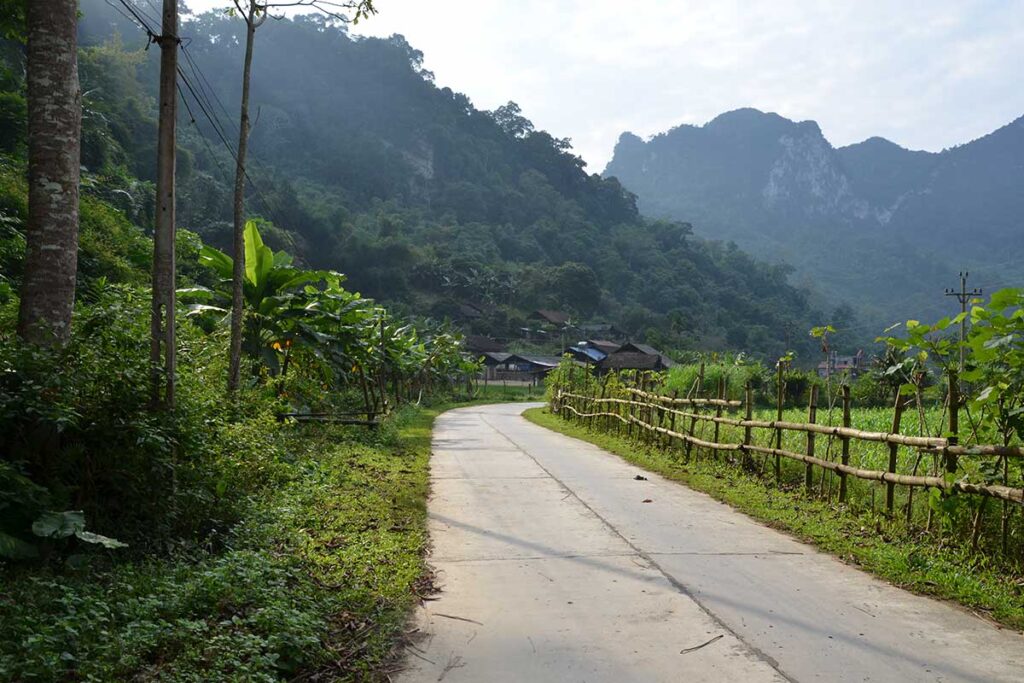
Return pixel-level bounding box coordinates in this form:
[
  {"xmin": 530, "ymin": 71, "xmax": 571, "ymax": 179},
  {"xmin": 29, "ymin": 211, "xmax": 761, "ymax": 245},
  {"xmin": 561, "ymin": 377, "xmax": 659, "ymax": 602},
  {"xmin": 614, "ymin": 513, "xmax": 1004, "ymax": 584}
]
[
  {"xmin": 463, "ymin": 334, "xmax": 506, "ymax": 355},
  {"xmin": 562, "ymin": 339, "xmax": 620, "ymax": 365},
  {"xmin": 480, "ymin": 353, "xmax": 564, "ymax": 384},
  {"xmin": 477, "ymin": 352, "xmax": 512, "ymax": 380},
  {"xmin": 816, "ymin": 350, "xmax": 866, "ymax": 378},
  {"xmin": 529, "ymin": 309, "xmax": 572, "ymax": 327},
  {"xmin": 578, "ymin": 322, "xmax": 627, "ymax": 342},
  {"xmin": 597, "ymin": 342, "xmax": 675, "ymax": 374}
]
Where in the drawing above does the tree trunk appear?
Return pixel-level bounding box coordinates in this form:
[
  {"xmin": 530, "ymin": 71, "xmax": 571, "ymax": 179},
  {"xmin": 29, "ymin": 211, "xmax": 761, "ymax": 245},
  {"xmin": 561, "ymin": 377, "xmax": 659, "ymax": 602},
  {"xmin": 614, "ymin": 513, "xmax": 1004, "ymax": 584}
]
[
  {"xmin": 227, "ymin": 4, "xmax": 258, "ymax": 392},
  {"xmin": 18, "ymin": 0, "xmax": 81, "ymax": 346},
  {"xmin": 151, "ymin": 0, "xmax": 179, "ymax": 408}
]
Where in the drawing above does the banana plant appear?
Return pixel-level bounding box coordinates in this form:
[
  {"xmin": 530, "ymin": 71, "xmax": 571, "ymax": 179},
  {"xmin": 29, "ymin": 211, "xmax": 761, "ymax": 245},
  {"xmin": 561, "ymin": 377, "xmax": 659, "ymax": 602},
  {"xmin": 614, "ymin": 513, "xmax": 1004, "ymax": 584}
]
[
  {"xmin": 196, "ymin": 220, "xmax": 337, "ymax": 374},
  {"xmin": 191, "ymin": 220, "xmax": 477, "ymax": 404}
]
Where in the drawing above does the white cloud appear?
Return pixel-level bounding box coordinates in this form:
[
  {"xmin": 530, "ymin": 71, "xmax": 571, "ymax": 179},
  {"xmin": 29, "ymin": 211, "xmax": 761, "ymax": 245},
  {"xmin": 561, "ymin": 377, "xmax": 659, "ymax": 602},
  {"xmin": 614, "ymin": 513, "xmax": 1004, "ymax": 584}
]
[{"xmin": 183, "ymin": 0, "xmax": 1024, "ymax": 168}]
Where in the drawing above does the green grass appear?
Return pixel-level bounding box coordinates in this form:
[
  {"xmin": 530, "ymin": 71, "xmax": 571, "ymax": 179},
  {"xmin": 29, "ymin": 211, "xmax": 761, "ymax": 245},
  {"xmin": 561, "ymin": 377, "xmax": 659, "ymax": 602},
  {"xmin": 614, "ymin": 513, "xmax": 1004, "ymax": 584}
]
[
  {"xmin": 523, "ymin": 406, "xmax": 1024, "ymax": 631},
  {"xmin": 0, "ymin": 404, "xmax": 453, "ymax": 682}
]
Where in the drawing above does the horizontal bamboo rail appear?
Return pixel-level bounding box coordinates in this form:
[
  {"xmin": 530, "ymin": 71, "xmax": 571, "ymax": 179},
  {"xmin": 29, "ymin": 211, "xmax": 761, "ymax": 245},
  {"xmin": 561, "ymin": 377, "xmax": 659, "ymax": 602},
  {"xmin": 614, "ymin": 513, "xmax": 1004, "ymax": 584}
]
[
  {"xmin": 626, "ymin": 387, "xmax": 742, "ymax": 408},
  {"xmin": 561, "ymin": 393, "xmax": 950, "ymax": 450},
  {"xmin": 555, "ymin": 391, "xmax": 1024, "ymax": 506},
  {"xmin": 922, "ymin": 443, "xmax": 1024, "ymax": 458},
  {"xmin": 740, "ymin": 444, "xmax": 1024, "ymax": 505}
]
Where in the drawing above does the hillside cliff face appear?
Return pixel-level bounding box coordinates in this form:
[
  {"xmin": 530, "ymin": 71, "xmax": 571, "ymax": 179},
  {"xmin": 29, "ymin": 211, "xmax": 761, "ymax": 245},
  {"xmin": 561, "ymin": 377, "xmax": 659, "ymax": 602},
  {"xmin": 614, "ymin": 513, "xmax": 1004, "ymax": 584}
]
[{"xmin": 605, "ymin": 109, "xmax": 1024, "ymax": 324}]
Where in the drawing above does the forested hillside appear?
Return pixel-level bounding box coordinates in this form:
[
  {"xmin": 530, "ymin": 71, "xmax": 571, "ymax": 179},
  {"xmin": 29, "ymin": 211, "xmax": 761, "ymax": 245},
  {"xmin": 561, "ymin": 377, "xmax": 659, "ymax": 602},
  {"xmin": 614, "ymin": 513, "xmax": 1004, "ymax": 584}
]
[
  {"xmin": 605, "ymin": 108, "xmax": 1024, "ymax": 326},
  {"xmin": 12, "ymin": 1, "xmax": 826, "ymax": 358}
]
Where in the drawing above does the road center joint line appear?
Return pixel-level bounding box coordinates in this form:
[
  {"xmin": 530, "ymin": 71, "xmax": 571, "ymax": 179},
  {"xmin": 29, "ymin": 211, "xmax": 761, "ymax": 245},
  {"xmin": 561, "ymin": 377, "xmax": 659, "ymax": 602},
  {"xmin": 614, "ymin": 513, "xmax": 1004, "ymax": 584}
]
[{"xmin": 476, "ymin": 412, "xmax": 794, "ymax": 680}]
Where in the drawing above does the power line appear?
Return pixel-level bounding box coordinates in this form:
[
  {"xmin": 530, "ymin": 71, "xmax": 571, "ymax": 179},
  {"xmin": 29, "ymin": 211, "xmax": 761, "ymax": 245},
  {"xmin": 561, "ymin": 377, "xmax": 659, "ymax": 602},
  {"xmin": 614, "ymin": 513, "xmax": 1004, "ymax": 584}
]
[
  {"xmin": 180, "ymin": 44, "xmax": 236, "ymax": 130},
  {"xmin": 178, "ymin": 41, "xmax": 298, "ymax": 224},
  {"xmin": 108, "ymin": 0, "xmax": 158, "ymax": 38},
  {"xmin": 135, "ymin": 0, "xmax": 163, "ymax": 30},
  {"xmin": 105, "ymin": 1, "xmax": 295, "ymax": 236},
  {"xmin": 175, "ymin": 65, "xmax": 292, "ymax": 229}
]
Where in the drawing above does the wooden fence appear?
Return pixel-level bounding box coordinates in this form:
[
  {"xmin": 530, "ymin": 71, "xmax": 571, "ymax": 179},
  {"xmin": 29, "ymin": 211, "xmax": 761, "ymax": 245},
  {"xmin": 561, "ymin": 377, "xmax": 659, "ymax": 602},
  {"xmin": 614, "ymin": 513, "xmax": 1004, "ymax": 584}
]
[{"xmin": 551, "ymin": 379, "xmax": 1024, "ymax": 515}]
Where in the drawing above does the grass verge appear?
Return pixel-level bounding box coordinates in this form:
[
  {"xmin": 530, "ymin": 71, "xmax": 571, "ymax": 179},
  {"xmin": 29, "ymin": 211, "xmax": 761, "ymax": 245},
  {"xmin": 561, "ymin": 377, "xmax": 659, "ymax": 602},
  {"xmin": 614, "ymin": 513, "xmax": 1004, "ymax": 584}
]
[
  {"xmin": 523, "ymin": 406, "xmax": 1024, "ymax": 631},
  {"xmin": 0, "ymin": 403, "xmax": 466, "ymax": 682}
]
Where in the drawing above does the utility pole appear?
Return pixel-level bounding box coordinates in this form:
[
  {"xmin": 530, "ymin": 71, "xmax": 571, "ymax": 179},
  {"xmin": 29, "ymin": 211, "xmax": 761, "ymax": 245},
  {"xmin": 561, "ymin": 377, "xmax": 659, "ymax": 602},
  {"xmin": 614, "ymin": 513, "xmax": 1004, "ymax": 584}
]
[
  {"xmin": 944, "ymin": 271, "xmax": 982, "ymax": 375},
  {"xmin": 150, "ymin": 0, "xmax": 179, "ymax": 408}
]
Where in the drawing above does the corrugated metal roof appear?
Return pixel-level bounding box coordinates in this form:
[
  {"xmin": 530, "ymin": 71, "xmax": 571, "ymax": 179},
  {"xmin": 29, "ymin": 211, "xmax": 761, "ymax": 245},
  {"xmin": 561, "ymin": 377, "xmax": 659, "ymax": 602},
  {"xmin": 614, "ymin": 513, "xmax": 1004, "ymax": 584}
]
[{"xmin": 513, "ymin": 354, "xmax": 564, "ymax": 368}]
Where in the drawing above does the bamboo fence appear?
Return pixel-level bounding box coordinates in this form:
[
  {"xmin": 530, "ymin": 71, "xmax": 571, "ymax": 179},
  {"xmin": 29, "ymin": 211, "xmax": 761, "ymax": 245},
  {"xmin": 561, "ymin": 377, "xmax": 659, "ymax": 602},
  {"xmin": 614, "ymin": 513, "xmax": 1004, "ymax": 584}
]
[{"xmin": 550, "ymin": 375, "xmax": 1024, "ymax": 512}]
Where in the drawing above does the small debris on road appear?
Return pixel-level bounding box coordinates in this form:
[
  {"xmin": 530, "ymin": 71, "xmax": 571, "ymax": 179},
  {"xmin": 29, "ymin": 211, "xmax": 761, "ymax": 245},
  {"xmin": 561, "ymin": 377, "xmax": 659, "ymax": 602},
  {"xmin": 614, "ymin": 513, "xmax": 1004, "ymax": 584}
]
[
  {"xmin": 642, "ymin": 498, "xmax": 653, "ymax": 503},
  {"xmin": 680, "ymin": 634, "xmax": 723, "ymax": 654},
  {"xmin": 434, "ymin": 613, "xmax": 483, "ymax": 626}
]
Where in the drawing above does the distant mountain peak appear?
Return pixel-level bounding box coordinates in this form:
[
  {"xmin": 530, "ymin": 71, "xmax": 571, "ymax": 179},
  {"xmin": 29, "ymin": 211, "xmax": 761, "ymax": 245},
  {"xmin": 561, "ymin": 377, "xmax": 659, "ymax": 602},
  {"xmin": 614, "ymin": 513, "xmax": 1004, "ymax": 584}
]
[
  {"xmin": 843, "ymin": 136, "xmax": 903, "ymax": 150},
  {"xmin": 603, "ymin": 108, "xmax": 1024, "ymax": 327},
  {"xmin": 705, "ymin": 108, "xmax": 822, "ymax": 135}
]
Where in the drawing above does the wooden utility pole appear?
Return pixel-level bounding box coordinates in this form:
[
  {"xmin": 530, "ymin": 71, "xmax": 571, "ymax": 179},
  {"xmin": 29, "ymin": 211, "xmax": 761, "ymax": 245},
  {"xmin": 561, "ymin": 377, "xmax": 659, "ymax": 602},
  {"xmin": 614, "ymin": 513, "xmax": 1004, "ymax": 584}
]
[
  {"xmin": 151, "ymin": 0, "xmax": 179, "ymax": 408},
  {"xmin": 944, "ymin": 271, "xmax": 981, "ymax": 375}
]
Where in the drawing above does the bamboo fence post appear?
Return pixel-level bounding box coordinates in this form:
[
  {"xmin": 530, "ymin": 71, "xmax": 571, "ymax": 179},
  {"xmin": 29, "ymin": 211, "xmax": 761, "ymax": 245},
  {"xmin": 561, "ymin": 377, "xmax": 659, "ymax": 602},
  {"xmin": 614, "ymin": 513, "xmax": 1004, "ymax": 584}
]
[
  {"xmin": 684, "ymin": 363, "xmax": 704, "ymax": 460},
  {"xmin": 947, "ymin": 370, "xmax": 959, "ymax": 475},
  {"xmin": 645, "ymin": 375, "xmax": 656, "ymax": 447},
  {"xmin": 617, "ymin": 386, "xmax": 624, "ymax": 437},
  {"xmin": 655, "ymin": 398, "xmax": 666, "ymax": 449},
  {"xmin": 666, "ymin": 390, "xmax": 679, "ymax": 450},
  {"xmin": 713, "ymin": 378, "xmax": 725, "ymax": 459},
  {"xmin": 886, "ymin": 394, "xmax": 906, "ymax": 515},
  {"xmin": 775, "ymin": 361, "xmax": 784, "ymax": 482},
  {"xmin": 743, "ymin": 383, "xmax": 753, "ymax": 470},
  {"xmin": 1001, "ymin": 452, "xmax": 1010, "ymax": 554},
  {"xmin": 839, "ymin": 385, "xmax": 851, "ymax": 503},
  {"xmin": 624, "ymin": 392, "xmax": 630, "ymax": 437},
  {"xmin": 806, "ymin": 385, "xmax": 818, "ymax": 492}
]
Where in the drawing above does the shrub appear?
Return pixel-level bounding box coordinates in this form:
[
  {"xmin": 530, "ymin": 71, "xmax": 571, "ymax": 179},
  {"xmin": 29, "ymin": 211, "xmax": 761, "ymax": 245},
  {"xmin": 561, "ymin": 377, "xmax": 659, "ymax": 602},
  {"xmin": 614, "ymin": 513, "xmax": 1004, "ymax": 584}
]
[{"xmin": 0, "ymin": 285, "xmax": 287, "ymax": 558}]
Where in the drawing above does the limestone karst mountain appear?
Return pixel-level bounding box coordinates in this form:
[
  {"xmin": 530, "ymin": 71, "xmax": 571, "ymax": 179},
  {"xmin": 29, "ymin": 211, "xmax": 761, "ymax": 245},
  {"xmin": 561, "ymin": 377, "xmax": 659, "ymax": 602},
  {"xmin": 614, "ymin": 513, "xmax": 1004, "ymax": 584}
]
[{"xmin": 605, "ymin": 109, "xmax": 1024, "ymax": 324}]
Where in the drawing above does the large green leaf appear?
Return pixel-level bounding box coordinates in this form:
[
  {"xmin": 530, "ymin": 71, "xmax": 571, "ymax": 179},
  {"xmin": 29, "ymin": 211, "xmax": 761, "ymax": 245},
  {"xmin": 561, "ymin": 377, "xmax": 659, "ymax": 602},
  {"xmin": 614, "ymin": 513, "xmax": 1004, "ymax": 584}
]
[
  {"xmin": 199, "ymin": 245, "xmax": 234, "ymax": 280},
  {"xmin": 176, "ymin": 286, "xmax": 215, "ymax": 301},
  {"xmin": 75, "ymin": 530, "xmax": 128, "ymax": 549},
  {"xmin": 32, "ymin": 510, "xmax": 85, "ymax": 539},
  {"xmin": 244, "ymin": 220, "xmax": 274, "ymax": 290}
]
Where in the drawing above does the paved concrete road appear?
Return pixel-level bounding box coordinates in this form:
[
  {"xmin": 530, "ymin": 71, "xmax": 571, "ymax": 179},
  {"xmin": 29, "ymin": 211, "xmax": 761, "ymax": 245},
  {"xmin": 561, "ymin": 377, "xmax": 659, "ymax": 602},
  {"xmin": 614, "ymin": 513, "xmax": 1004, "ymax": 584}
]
[{"xmin": 397, "ymin": 404, "xmax": 1024, "ymax": 682}]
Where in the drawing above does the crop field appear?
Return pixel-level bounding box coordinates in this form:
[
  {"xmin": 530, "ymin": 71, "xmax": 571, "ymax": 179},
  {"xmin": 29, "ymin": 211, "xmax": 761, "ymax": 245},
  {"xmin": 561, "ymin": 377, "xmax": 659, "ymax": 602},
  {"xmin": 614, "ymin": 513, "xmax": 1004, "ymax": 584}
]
[{"xmin": 690, "ymin": 404, "xmax": 955, "ymax": 523}]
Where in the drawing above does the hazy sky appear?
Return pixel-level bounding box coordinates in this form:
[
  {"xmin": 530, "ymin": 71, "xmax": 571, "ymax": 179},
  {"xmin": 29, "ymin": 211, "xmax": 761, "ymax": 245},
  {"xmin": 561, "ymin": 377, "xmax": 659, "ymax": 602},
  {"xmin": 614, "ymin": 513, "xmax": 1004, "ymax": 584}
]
[{"xmin": 184, "ymin": 0, "xmax": 1024, "ymax": 170}]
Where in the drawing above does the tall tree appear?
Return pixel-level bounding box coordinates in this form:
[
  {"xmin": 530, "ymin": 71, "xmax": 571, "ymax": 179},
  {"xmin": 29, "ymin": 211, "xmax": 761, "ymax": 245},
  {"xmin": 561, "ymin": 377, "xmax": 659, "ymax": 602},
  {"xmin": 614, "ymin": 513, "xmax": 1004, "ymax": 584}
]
[
  {"xmin": 226, "ymin": 0, "xmax": 376, "ymax": 392},
  {"xmin": 17, "ymin": 0, "xmax": 80, "ymax": 346},
  {"xmin": 226, "ymin": 0, "xmax": 264, "ymax": 393}
]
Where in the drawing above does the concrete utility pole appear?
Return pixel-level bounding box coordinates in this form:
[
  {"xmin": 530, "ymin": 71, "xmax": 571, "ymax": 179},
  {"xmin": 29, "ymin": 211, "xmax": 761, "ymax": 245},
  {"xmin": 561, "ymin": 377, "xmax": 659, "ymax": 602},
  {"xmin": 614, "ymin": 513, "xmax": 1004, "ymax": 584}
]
[
  {"xmin": 151, "ymin": 0, "xmax": 179, "ymax": 408},
  {"xmin": 944, "ymin": 271, "xmax": 982, "ymax": 376}
]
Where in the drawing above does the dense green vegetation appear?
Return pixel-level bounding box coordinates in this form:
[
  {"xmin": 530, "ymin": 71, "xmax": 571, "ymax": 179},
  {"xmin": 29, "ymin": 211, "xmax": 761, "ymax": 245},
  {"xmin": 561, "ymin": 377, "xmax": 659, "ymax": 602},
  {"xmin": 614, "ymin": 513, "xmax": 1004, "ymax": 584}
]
[
  {"xmin": 524, "ymin": 406, "xmax": 1024, "ymax": 630},
  {"xmin": 2, "ymin": 403, "xmax": 455, "ymax": 680},
  {"xmin": 0, "ymin": 6, "xmax": 487, "ymax": 674},
  {"xmin": 0, "ymin": 184, "xmax": 474, "ymax": 681},
  {"xmin": 34, "ymin": 1, "xmax": 825, "ymax": 359}
]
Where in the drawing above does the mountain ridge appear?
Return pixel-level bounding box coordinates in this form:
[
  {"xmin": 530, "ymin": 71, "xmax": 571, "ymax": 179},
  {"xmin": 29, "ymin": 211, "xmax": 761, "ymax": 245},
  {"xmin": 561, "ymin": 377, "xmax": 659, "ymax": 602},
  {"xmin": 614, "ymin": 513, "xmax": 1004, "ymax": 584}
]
[{"xmin": 604, "ymin": 108, "xmax": 1024, "ymax": 324}]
